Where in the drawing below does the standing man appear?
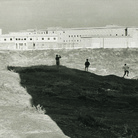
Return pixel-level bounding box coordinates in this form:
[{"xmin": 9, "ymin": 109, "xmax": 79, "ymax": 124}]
[
  {"xmin": 55, "ymin": 55, "xmax": 61, "ymax": 68},
  {"xmin": 85, "ymin": 59, "xmax": 90, "ymax": 72},
  {"xmin": 122, "ymin": 64, "xmax": 129, "ymax": 77}
]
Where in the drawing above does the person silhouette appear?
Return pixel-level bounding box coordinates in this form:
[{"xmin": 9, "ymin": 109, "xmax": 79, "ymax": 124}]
[
  {"xmin": 55, "ymin": 55, "xmax": 61, "ymax": 68},
  {"xmin": 85, "ymin": 59, "xmax": 90, "ymax": 71},
  {"xmin": 122, "ymin": 64, "xmax": 129, "ymax": 77}
]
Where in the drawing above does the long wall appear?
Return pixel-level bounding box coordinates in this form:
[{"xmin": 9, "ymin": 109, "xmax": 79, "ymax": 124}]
[
  {"xmin": 0, "ymin": 26, "xmax": 138, "ymax": 50},
  {"xmin": 80, "ymin": 36, "xmax": 132, "ymax": 49}
]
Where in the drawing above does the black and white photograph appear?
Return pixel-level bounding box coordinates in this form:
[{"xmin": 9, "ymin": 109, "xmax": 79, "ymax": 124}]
[{"xmin": 0, "ymin": 0, "xmax": 138, "ymax": 137}]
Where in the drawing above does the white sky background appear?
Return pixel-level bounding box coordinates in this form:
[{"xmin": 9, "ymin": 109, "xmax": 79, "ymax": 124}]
[{"xmin": 0, "ymin": 0, "xmax": 138, "ymax": 33}]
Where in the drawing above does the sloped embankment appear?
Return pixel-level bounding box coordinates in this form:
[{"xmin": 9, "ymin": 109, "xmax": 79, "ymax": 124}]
[
  {"xmin": 1, "ymin": 48, "xmax": 138, "ymax": 137},
  {"xmin": 0, "ymin": 51, "xmax": 69, "ymax": 138},
  {"xmin": 9, "ymin": 65, "xmax": 138, "ymax": 138}
]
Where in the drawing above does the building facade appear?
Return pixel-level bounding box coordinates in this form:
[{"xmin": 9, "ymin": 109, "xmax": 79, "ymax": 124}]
[{"xmin": 0, "ymin": 26, "xmax": 138, "ymax": 50}]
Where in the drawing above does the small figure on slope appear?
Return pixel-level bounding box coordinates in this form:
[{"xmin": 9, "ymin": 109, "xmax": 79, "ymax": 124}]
[
  {"xmin": 55, "ymin": 55, "xmax": 61, "ymax": 69},
  {"xmin": 85, "ymin": 59, "xmax": 90, "ymax": 72},
  {"xmin": 122, "ymin": 64, "xmax": 129, "ymax": 78}
]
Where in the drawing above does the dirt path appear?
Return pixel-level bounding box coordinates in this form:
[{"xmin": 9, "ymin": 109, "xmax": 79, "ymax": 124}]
[{"xmin": 0, "ymin": 70, "xmax": 69, "ymax": 138}]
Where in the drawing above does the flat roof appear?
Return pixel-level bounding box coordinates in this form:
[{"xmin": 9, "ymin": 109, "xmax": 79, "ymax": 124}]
[{"xmin": 81, "ymin": 35, "xmax": 132, "ymax": 38}]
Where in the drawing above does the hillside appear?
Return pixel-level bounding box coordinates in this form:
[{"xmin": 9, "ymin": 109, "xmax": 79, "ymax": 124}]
[
  {"xmin": 1, "ymin": 48, "xmax": 138, "ymax": 138},
  {"xmin": 8, "ymin": 65, "xmax": 138, "ymax": 138},
  {"xmin": 5, "ymin": 48, "xmax": 138, "ymax": 78},
  {"xmin": 0, "ymin": 51, "xmax": 70, "ymax": 138}
]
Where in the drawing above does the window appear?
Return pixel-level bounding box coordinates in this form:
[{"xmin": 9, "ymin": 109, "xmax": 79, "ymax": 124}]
[
  {"xmin": 69, "ymin": 35, "xmax": 70, "ymax": 37},
  {"xmin": 30, "ymin": 38, "xmax": 32, "ymax": 40},
  {"xmin": 10, "ymin": 38, "xmax": 12, "ymax": 41},
  {"xmin": 24, "ymin": 38, "xmax": 26, "ymax": 40},
  {"xmin": 116, "ymin": 34, "xmax": 117, "ymax": 36},
  {"xmin": 77, "ymin": 35, "xmax": 79, "ymax": 37},
  {"xmin": 16, "ymin": 38, "xmax": 18, "ymax": 40},
  {"xmin": 48, "ymin": 38, "xmax": 50, "ymax": 40},
  {"xmin": 4, "ymin": 39, "xmax": 6, "ymax": 41},
  {"xmin": 46, "ymin": 31, "xmax": 48, "ymax": 34},
  {"xmin": 53, "ymin": 38, "xmax": 56, "ymax": 40},
  {"xmin": 42, "ymin": 38, "xmax": 44, "ymax": 40}
]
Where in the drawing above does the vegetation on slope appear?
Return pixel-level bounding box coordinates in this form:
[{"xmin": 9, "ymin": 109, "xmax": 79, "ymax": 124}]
[{"xmin": 8, "ymin": 65, "xmax": 138, "ymax": 138}]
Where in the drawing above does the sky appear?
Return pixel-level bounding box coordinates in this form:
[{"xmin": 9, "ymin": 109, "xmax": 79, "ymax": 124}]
[{"xmin": 0, "ymin": 0, "xmax": 138, "ymax": 34}]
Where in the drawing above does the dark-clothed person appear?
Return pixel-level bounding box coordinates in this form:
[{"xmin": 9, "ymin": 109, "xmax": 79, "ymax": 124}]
[
  {"xmin": 85, "ymin": 59, "xmax": 90, "ymax": 71},
  {"xmin": 55, "ymin": 55, "xmax": 61, "ymax": 67}
]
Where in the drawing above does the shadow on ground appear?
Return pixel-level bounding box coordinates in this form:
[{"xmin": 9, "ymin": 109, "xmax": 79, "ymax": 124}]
[{"xmin": 7, "ymin": 65, "xmax": 138, "ymax": 138}]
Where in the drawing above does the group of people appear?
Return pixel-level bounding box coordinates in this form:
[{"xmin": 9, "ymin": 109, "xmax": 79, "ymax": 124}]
[{"xmin": 55, "ymin": 54, "xmax": 129, "ymax": 78}]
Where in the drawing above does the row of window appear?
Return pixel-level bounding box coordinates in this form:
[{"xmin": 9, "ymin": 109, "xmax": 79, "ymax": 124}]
[
  {"xmin": 68, "ymin": 34, "xmax": 127, "ymax": 37},
  {"xmin": 0, "ymin": 33, "xmax": 130, "ymax": 42},
  {"xmin": 2, "ymin": 37, "xmax": 57, "ymax": 41},
  {"xmin": 28, "ymin": 31, "xmax": 55, "ymax": 35},
  {"xmin": 110, "ymin": 34, "xmax": 129, "ymax": 36},
  {"xmin": 16, "ymin": 43, "xmax": 58, "ymax": 47},
  {"xmin": 113, "ymin": 34, "xmax": 124, "ymax": 36},
  {"xmin": 63, "ymin": 40, "xmax": 81, "ymax": 42},
  {"xmin": 69, "ymin": 35, "xmax": 81, "ymax": 37}
]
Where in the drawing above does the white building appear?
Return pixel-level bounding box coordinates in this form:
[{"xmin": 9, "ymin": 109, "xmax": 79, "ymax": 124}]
[
  {"xmin": 0, "ymin": 26, "xmax": 138, "ymax": 50},
  {"xmin": 0, "ymin": 29, "xmax": 58, "ymax": 50}
]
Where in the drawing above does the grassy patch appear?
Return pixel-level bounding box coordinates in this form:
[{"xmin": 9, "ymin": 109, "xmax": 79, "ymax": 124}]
[{"xmin": 7, "ymin": 63, "xmax": 138, "ymax": 137}]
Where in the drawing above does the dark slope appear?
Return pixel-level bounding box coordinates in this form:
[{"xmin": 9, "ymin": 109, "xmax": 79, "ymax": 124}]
[{"xmin": 8, "ymin": 65, "xmax": 138, "ymax": 138}]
